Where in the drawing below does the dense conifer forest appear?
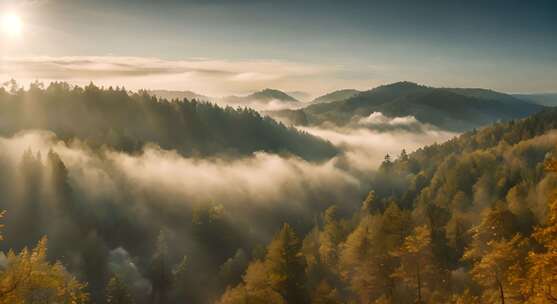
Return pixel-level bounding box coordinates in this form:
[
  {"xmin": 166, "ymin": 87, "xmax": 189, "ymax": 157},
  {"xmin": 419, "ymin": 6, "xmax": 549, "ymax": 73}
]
[
  {"xmin": 0, "ymin": 84, "xmax": 556, "ymax": 303},
  {"xmin": 2, "ymin": 0, "xmax": 555, "ymax": 302},
  {"xmin": 0, "ymin": 82, "xmax": 337, "ymax": 161},
  {"xmin": 217, "ymin": 108, "xmax": 557, "ymax": 304}
]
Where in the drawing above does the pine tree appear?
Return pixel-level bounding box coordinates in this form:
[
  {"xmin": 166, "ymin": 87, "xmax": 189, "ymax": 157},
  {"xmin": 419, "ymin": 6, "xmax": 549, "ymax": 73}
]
[
  {"xmin": 391, "ymin": 225, "xmax": 435, "ymax": 304},
  {"xmin": 361, "ymin": 191, "xmax": 377, "ymax": 214},
  {"xmin": 339, "ymin": 215, "xmax": 397, "ymax": 303},
  {"xmin": 106, "ymin": 276, "xmax": 134, "ymax": 304},
  {"xmin": 149, "ymin": 231, "xmax": 172, "ymax": 304},
  {"xmin": 319, "ymin": 206, "xmax": 343, "ymax": 268},
  {"xmin": 521, "ymin": 158, "xmax": 557, "ymax": 303},
  {"xmin": 265, "ymin": 224, "xmax": 308, "ymax": 304},
  {"xmin": 464, "ymin": 234, "xmax": 528, "ymax": 304}
]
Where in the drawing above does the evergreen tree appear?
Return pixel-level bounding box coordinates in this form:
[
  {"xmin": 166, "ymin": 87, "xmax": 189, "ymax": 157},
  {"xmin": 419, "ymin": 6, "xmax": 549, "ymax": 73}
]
[
  {"xmin": 521, "ymin": 159, "xmax": 557, "ymax": 303},
  {"xmin": 391, "ymin": 225, "xmax": 435, "ymax": 304},
  {"xmin": 149, "ymin": 231, "xmax": 172, "ymax": 304},
  {"xmin": 265, "ymin": 224, "xmax": 308, "ymax": 304},
  {"xmin": 106, "ymin": 276, "xmax": 134, "ymax": 304},
  {"xmin": 464, "ymin": 235, "xmax": 528, "ymax": 303}
]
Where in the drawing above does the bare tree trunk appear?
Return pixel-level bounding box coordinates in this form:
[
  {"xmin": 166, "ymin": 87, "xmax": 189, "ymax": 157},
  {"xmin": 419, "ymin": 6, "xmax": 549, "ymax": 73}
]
[
  {"xmin": 416, "ymin": 263, "xmax": 422, "ymax": 304},
  {"xmin": 496, "ymin": 277, "xmax": 505, "ymax": 304}
]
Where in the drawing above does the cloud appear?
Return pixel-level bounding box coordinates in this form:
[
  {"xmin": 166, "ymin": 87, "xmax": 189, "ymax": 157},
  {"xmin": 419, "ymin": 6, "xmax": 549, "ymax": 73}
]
[
  {"xmin": 108, "ymin": 247, "xmax": 152, "ymax": 297},
  {"xmin": 0, "ymin": 130, "xmax": 364, "ymax": 240},
  {"xmin": 299, "ymin": 122, "xmax": 457, "ymax": 172},
  {"xmin": 106, "ymin": 144, "xmax": 360, "ymax": 210},
  {"xmin": 358, "ymin": 112, "xmax": 420, "ymax": 127},
  {"xmin": 0, "ymin": 56, "xmax": 340, "ymax": 96}
]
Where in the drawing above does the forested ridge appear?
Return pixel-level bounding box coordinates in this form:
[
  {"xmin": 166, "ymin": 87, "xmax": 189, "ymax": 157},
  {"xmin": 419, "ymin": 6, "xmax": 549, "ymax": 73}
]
[
  {"xmin": 217, "ymin": 108, "xmax": 557, "ymax": 304},
  {"xmin": 0, "ymin": 81, "xmax": 336, "ymax": 161},
  {"xmin": 0, "ymin": 83, "xmax": 556, "ymax": 303},
  {"xmin": 271, "ymin": 82, "xmax": 544, "ymax": 131}
]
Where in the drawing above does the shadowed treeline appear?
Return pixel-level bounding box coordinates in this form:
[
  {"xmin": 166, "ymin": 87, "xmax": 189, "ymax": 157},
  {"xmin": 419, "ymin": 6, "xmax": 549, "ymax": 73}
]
[{"xmin": 0, "ymin": 81, "xmax": 337, "ymax": 161}]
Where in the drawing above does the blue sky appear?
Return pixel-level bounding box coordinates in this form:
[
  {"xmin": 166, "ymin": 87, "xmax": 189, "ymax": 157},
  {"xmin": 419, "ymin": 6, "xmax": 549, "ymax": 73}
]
[{"xmin": 1, "ymin": 0, "xmax": 556, "ymax": 96}]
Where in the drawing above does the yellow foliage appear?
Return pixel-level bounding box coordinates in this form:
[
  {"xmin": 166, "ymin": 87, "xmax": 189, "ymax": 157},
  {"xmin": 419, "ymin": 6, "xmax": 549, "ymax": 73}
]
[
  {"xmin": 0, "ymin": 237, "xmax": 89, "ymax": 304},
  {"xmin": 522, "ymin": 180, "xmax": 557, "ymax": 303},
  {"xmin": 391, "ymin": 225, "xmax": 434, "ymax": 303},
  {"xmin": 469, "ymin": 235, "xmax": 528, "ymax": 303}
]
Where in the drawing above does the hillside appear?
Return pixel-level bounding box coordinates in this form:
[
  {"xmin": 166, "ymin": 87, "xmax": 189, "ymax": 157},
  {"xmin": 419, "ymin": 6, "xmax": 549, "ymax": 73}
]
[
  {"xmin": 217, "ymin": 106, "xmax": 557, "ymax": 304},
  {"xmin": 287, "ymin": 91, "xmax": 312, "ymax": 102},
  {"xmin": 148, "ymin": 89, "xmax": 213, "ymax": 102},
  {"xmin": 0, "ymin": 83, "xmax": 336, "ymax": 160},
  {"xmin": 311, "ymin": 88, "xmax": 361, "ymax": 104},
  {"xmin": 272, "ymin": 82, "xmax": 544, "ymax": 131},
  {"xmin": 222, "ymin": 88, "xmax": 299, "ymax": 105},
  {"xmin": 514, "ymin": 93, "xmax": 557, "ymax": 106}
]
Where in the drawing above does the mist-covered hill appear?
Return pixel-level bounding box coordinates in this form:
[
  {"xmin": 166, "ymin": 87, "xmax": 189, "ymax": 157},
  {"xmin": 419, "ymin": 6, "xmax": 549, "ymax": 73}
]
[
  {"xmin": 1, "ymin": 81, "xmax": 556, "ymax": 304},
  {"xmin": 0, "ymin": 83, "xmax": 336, "ymax": 160},
  {"xmin": 513, "ymin": 93, "xmax": 557, "ymax": 106},
  {"xmin": 148, "ymin": 89, "xmax": 213, "ymax": 102},
  {"xmin": 217, "ymin": 106, "xmax": 557, "ymax": 304},
  {"xmin": 221, "ymin": 88, "xmax": 299, "ymax": 104},
  {"xmin": 311, "ymin": 88, "xmax": 361, "ymax": 104},
  {"xmin": 271, "ymin": 82, "xmax": 544, "ymax": 131},
  {"xmin": 287, "ymin": 91, "xmax": 312, "ymax": 102}
]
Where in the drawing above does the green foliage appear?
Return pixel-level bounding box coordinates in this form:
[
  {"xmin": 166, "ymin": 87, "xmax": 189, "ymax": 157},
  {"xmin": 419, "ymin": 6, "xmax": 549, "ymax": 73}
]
[
  {"xmin": 106, "ymin": 276, "xmax": 134, "ymax": 304},
  {"xmin": 0, "ymin": 82, "xmax": 337, "ymax": 160},
  {"xmin": 274, "ymin": 82, "xmax": 543, "ymax": 131},
  {"xmin": 218, "ymin": 224, "xmax": 307, "ymax": 304}
]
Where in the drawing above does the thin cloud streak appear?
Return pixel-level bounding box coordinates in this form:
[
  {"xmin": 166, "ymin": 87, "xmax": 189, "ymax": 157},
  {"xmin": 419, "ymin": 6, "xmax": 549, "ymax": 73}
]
[{"xmin": 0, "ymin": 56, "xmax": 373, "ymax": 96}]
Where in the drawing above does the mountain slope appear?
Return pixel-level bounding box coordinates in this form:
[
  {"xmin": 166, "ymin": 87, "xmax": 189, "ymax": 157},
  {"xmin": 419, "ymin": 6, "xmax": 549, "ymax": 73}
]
[
  {"xmin": 513, "ymin": 93, "xmax": 557, "ymax": 106},
  {"xmin": 217, "ymin": 106, "xmax": 557, "ymax": 303},
  {"xmin": 222, "ymin": 88, "xmax": 299, "ymax": 105},
  {"xmin": 148, "ymin": 89, "xmax": 212, "ymax": 102},
  {"xmin": 274, "ymin": 82, "xmax": 544, "ymax": 131},
  {"xmin": 311, "ymin": 89, "xmax": 361, "ymax": 104},
  {"xmin": 287, "ymin": 91, "xmax": 312, "ymax": 102},
  {"xmin": 0, "ymin": 83, "xmax": 336, "ymax": 160}
]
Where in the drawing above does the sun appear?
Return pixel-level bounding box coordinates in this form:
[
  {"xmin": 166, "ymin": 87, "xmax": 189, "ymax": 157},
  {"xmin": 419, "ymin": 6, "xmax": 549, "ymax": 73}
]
[{"xmin": 2, "ymin": 13, "xmax": 23, "ymax": 37}]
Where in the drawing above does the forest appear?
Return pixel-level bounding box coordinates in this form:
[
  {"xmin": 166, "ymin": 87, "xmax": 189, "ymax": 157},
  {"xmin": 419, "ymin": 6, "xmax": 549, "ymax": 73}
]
[
  {"xmin": 0, "ymin": 83, "xmax": 556, "ymax": 304},
  {"xmin": 216, "ymin": 109, "xmax": 557, "ymax": 304},
  {"xmin": 0, "ymin": 81, "xmax": 337, "ymax": 161},
  {"xmin": 270, "ymin": 82, "xmax": 543, "ymax": 132}
]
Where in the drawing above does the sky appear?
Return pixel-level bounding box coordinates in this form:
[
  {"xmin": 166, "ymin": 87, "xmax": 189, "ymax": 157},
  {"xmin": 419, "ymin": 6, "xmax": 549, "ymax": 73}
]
[{"xmin": 0, "ymin": 0, "xmax": 556, "ymax": 96}]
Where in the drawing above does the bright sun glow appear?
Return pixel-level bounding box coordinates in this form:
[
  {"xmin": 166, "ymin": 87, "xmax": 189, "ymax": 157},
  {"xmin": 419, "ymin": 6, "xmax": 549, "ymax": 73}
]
[{"xmin": 2, "ymin": 14, "xmax": 23, "ymax": 37}]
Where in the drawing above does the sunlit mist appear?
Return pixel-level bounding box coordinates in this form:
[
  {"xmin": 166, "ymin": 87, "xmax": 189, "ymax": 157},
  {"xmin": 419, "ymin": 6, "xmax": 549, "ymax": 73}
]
[{"xmin": 1, "ymin": 13, "xmax": 22, "ymax": 38}]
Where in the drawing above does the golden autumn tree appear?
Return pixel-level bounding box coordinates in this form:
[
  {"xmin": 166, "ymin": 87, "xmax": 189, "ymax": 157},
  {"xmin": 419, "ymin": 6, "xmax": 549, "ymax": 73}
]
[
  {"xmin": 391, "ymin": 225, "xmax": 435, "ymax": 304},
  {"xmin": 0, "ymin": 237, "xmax": 89, "ymax": 304},
  {"xmin": 464, "ymin": 234, "xmax": 528, "ymax": 304},
  {"xmin": 218, "ymin": 258, "xmax": 286, "ymax": 304},
  {"xmin": 218, "ymin": 224, "xmax": 306, "ymax": 304},
  {"xmin": 0, "ymin": 212, "xmax": 89, "ymax": 304},
  {"xmin": 521, "ymin": 158, "xmax": 557, "ymax": 303},
  {"xmin": 318, "ymin": 206, "xmax": 343, "ymax": 269}
]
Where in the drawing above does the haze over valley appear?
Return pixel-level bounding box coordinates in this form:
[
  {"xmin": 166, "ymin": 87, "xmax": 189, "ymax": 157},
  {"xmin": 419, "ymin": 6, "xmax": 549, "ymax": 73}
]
[{"xmin": 0, "ymin": 0, "xmax": 556, "ymax": 303}]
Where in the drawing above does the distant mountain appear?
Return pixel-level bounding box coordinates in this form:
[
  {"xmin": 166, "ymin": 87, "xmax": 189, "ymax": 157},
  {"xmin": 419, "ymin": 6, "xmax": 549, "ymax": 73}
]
[
  {"xmin": 148, "ymin": 90, "xmax": 212, "ymax": 102},
  {"xmin": 287, "ymin": 91, "xmax": 312, "ymax": 102},
  {"xmin": 312, "ymin": 89, "xmax": 361, "ymax": 104},
  {"xmin": 222, "ymin": 88, "xmax": 299, "ymax": 105},
  {"xmin": 249, "ymin": 88, "xmax": 299, "ymax": 102},
  {"xmin": 270, "ymin": 82, "xmax": 544, "ymax": 131},
  {"xmin": 513, "ymin": 93, "xmax": 557, "ymax": 107}
]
